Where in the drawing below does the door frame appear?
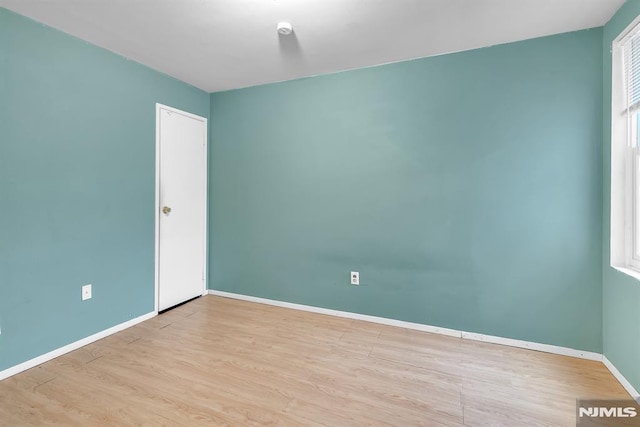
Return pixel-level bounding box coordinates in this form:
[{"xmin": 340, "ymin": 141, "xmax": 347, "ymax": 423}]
[{"xmin": 154, "ymin": 103, "xmax": 208, "ymax": 313}]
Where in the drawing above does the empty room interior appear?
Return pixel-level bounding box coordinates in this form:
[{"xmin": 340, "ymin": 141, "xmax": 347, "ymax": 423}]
[{"xmin": 2, "ymin": 0, "xmax": 640, "ymax": 425}]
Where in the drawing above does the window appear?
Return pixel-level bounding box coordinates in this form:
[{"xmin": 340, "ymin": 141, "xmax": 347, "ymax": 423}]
[{"xmin": 612, "ymin": 17, "xmax": 640, "ymax": 276}]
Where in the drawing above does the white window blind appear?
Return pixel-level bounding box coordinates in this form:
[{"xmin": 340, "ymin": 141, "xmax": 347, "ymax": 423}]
[{"xmin": 623, "ymin": 28, "xmax": 640, "ymax": 148}]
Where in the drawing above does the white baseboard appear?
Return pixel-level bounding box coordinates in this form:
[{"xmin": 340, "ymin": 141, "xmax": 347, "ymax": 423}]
[
  {"xmin": 207, "ymin": 290, "xmax": 602, "ymax": 361},
  {"xmin": 603, "ymin": 356, "xmax": 640, "ymax": 401},
  {"xmin": 210, "ymin": 289, "xmax": 461, "ymax": 337},
  {"xmin": 459, "ymin": 331, "xmax": 601, "ymax": 361},
  {"xmin": 0, "ymin": 311, "xmax": 156, "ymax": 381}
]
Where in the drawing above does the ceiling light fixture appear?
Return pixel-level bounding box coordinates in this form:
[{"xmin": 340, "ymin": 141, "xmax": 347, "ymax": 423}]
[{"xmin": 277, "ymin": 22, "xmax": 293, "ymax": 36}]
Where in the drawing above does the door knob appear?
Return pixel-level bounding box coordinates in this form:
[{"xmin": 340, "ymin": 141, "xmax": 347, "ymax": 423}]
[{"xmin": 162, "ymin": 206, "xmax": 172, "ymax": 215}]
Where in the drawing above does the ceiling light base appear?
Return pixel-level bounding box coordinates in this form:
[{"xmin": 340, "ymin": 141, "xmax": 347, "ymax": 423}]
[{"xmin": 277, "ymin": 22, "xmax": 293, "ymax": 36}]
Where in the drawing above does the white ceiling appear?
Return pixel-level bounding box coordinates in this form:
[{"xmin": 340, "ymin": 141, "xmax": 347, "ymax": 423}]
[{"xmin": 0, "ymin": 0, "xmax": 625, "ymax": 93}]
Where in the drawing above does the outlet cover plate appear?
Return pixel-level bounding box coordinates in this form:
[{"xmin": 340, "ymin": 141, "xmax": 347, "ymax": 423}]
[
  {"xmin": 82, "ymin": 284, "xmax": 92, "ymax": 301},
  {"xmin": 350, "ymin": 271, "xmax": 359, "ymax": 285}
]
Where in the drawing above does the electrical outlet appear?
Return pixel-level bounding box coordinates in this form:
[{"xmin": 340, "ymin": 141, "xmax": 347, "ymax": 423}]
[
  {"xmin": 350, "ymin": 271, "xmax": 359, "ymax": 285},
  {"xmin": 82, "ymin": 284, "xmax": 92, "ymax": 301}
]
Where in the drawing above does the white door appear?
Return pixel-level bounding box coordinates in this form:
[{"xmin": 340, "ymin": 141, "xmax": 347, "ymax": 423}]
[{"xmin": 156, "ymin": 104, "xmax": 207, "ymax": 312}]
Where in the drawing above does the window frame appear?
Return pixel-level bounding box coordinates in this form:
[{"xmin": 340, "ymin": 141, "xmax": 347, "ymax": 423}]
[
  {"xmin": 611, "ymin": 16, "xmax": 640, "ymax": 278},
  {"xmin": 627, "ymin": 145, "xmax": 640, "ymax": 270}
]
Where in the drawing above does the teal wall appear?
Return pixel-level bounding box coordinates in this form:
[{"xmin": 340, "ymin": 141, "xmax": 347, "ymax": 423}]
[
  {"xmin": 603, "ymin": 0, "xmax": 640, "ymax": 393},
  {"xmin": 0, "ymin": 8, "xmax": 209, "ymax": 372},
  {"xmin": 209, "ymin": 29, "xmax": 604, "ymax": 352}
]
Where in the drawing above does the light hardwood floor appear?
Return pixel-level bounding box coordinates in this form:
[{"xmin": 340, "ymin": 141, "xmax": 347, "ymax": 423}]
[{"xmin": 0, "ymin": 296, "xmax": 631, "ymax": 426}]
